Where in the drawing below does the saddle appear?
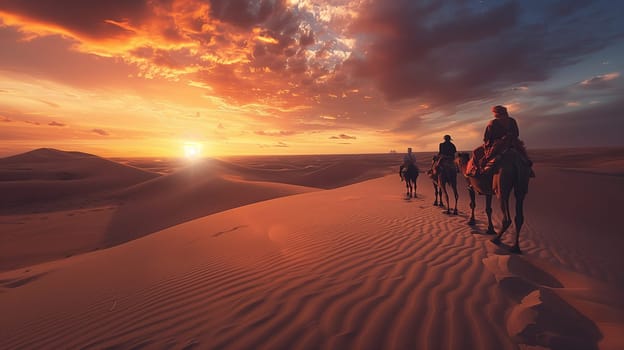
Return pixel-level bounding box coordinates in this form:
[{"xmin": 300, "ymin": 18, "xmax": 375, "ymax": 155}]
[
  {"xmin": 431, "ymin": 156, "xmax": 455, "ymax": 177},
  {"xmin": 402, "ymin": 163, "xmax": 419, "ymax": 177}
]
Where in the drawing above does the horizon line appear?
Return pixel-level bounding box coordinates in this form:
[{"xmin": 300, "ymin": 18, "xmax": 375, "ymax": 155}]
[{"xmin": 2, "ymin": 145, "xmax": 624, "ymax": 160}]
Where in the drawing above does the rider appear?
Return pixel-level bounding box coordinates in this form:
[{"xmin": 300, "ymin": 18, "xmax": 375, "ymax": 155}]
[
  {"xmin": 404, "ymin": 147, "xmax": 417, "ymax": 167},
  {"xmin": 401, "ymin": 147, "xmax": 418, "ymax": 179},
  {"xmin": 432, "ymin": 135, "xmax": 457, "ymax": 175},
  {"xmin": 439, "ymin": 135, "xmax": 457, "ymax": 159},
  {"xmin": 472, "ymin": 105, "xmax": 534, "ymax": 176}
]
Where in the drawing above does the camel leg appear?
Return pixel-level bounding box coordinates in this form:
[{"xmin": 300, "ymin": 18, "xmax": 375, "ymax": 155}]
[
  {"xmin": 433, "ymin": 183, "xmax": 439, "ymax": 206},
  {"xmin": 413, "ymin": 179, "xmax": 418, "ymax": 198},
  {"xmin": 511, "ymin": 191, "xmax": 526, "ymax": 254},
  {"xmin": 442, "ymin": 182, "xmax": 450, "ymax": 214},
  {"xmin": 485, "ymin": 195, "xmax": 495, "ymax": 235},
  {"xmin": 437, "ymin": 187, "xmax": 444, "ymax": 207},
  {"xmin": 492, "ymin": 190, "xmax": 512, "ymax": 245},
  {"xmin": 452, "ymin": 182, "xmax": 459, "ymax": 215},
  {"xmin": 468, "ymin": 188, "xmax": 476, "ymax": 225}
]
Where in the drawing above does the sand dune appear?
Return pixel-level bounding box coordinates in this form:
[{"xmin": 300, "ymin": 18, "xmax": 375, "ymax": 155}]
[
  {"xmin": 483, "ymin": 252, "xmax": 623, "ymax": 350},
  {"xmin": 220, "ymin": 153, "xmax": 421, "ymax": 189},
  {"xmin": 0, "ymin": 154, "xmax": 320, "ymax": 271},
  {"xmin": 1, "ymin": 148, "xmax": 622, "ymax": 349},
  {"xmin": 0, "ymin": 148, "xmax": 159, "ymax": 214},
  {"xmin": 102, "ymin": 160, "xmax": 320, "ymax": 247},
  {"xmin": 0, "ymin": 175, "xmax": 517, "ymax": 349},
  {"xmin": 2, "ymin": 167, "xmax": 622, "ymax": 349},
  {"xmin": 1, "ymin": 150, "xmax": 416, "ymax": 271}
]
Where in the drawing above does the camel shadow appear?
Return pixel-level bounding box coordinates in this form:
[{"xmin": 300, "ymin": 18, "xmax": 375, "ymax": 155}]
[{"xmin": 483, "ymin": 254, "xmax": 602, "ymax": 350}]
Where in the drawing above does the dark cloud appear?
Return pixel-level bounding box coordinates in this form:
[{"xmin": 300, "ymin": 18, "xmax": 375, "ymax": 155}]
[
  {"xmin": 209, "ymin": 0, "xmax": 279, "ymax": 29},
  {"xmin": 346, "ymin": 0, "xmax": 624, "ymax": 106},
  {"xmin": 330, "ymin": 134, "xmax": 356, "ymax": 140},
  {"xmin": 520, "ymin": 97, "xmax": 624, "ymax": 148},
  {"xmin": 548, "ymin": 0, "xmax": 593, "ymax": 17},
  {"xmin": 91, "ymin": 128, "xmax": 109, "ymax": 136},
  {"xmin": 0, "ymin": 0, "xmax": 151, "ymax": 39},
  {"xmin": 299, "ymin": 30, "xmax": 315, "ymax": 47},
  {"xmin": 48, "ymin": 121, "xmax": 65, "ymax": 127}
]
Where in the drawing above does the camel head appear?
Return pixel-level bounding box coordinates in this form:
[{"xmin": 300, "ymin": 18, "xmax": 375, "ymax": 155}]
[
  {"xmin": 456, "ymin": 152, "xmax": 469, "ymax": 166},
  {"xmin": 455, "ymin": 152, "xmax": 471, "ymax": 175}
]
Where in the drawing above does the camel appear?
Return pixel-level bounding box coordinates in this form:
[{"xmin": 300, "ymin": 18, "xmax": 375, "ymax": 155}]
[
  {"xmin": 456, "ymin": 149, "xmax": 531, "ymax": 253},
  {"xmin": 426, "ymin": 158, "xmax": 443, "ymax": 207},
  {"xmin": 428, "ymin": 156, "xmax": 458, "ymax": 215},
  {"xmin": 399, "ymin": 163, "xmax": 419, "ymax": 198},
  {"xmin": 455, "ymin": 152, "xmax": 495, "ymax": 234}
]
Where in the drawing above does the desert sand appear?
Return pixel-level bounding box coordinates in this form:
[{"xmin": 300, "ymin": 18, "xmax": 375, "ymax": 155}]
[{"xmin": 1, "ymin": 148, "xmax": 623, "ymax": 349}]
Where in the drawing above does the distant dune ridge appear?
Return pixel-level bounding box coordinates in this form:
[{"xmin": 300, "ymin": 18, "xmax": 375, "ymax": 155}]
[
  {"xmin": 0, "ymin": 147, "xmax": 623, "ymax": 349},
  {"xmin": 0, "ymin": 148, "xmax": 159, "ymax": 214}
]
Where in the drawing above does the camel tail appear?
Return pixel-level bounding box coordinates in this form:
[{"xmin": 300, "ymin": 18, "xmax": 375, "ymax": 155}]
[{"xmin": 512, "ymin": 149, "xmax": 530, "ymax": 195}]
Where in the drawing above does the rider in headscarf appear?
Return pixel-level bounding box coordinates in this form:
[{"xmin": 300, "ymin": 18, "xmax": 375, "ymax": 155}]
[
  {"xmin": 432, "ymin": 135, "xmax": 457, "ymax": 176},
  {"xmin": 477, "ymin": 105, "xmax": 534, "ymax": 176}
]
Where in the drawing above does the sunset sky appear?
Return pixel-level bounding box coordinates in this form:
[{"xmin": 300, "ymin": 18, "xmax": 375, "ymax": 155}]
[{"xmin": 1, "ymin": 0, "xmax": 623, "ymax": 157}]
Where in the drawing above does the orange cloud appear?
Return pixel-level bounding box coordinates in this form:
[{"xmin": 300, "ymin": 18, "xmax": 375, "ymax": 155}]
[{"xmin": 1, "ymin": 0, "xmax": 622, "ymax": 156}]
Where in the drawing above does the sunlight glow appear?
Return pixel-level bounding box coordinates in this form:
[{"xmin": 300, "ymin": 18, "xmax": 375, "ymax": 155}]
[{"xmin": 183, "ymin": 142, "xmax": 202, "ymax": 159}]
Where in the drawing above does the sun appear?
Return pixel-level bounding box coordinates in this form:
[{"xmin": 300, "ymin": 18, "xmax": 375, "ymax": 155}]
[{"xmin": 183, "ymin": 142, "xmax": 202, "ymax": 159}]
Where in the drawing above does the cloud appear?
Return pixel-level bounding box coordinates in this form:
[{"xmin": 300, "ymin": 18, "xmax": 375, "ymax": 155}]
[
  {"xmin": 0, "ymin": 26, "xmax": 137, "ymax": 90},
  {"xmin": 0, "ymin": 0, "xmax": 151, "ymax": 40},
  {"xmin": 579, "ymin": 72, "xmax": 620, "ymax": 88},
  {"xmin": 91, "ymin": 128, "xmax": 109, "ymax": 136},
  {"xmin": 0, "ymin": 0, "xmax": 353, "ymax": 110},
  {"xmin": 345, "ymin": 0, "xmax": 624, "ymax": 107},
  {"xmin": 48, "ymin": 121, "xmax": 65, "ymax": 127},
  {"xmin": 521, "ymin": 97, "xmax": 624, "ymax": 148},
  {"xmin": 209, "ymin": 0, "xmax": 284, "ymax": 29},
  {"xmin": 329, "ymin": 133, "xmax": 356, "ymax": 140},
  {"xmin": 1, "ymin": 0, "xmax": 623, "ymax": 154},
  {"xmin": 254, "ymin": 130, "xmax": 297, "ymax": 136},
  {"xmin": 258, "ymin": 141, "xmax": 288, "ymax": 148}
]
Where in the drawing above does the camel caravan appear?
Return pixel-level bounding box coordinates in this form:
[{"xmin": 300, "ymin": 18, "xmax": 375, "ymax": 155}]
[{"xmin": 400, "ymin": 105, "xmax": 534, "ymax": 254}]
